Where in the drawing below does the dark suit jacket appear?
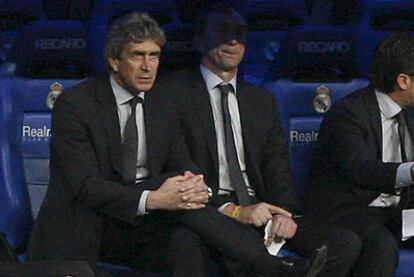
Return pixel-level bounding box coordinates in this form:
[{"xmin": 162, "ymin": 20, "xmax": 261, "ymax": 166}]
[
  {"xmin": 163, "ymin": 68, "xmax": 301, "ymax": 213},
  {"xmin": 27, "ymin": 75, "xmax": 194, "ymax": 264},
  {"xmin": 306, "ymin": 85, "xmax": 414, "ymax": 220}
]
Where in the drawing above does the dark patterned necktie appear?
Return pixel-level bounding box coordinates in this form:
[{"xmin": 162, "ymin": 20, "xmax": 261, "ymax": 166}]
[
  {"xmin": 218, "ymin": 83, "xmax": 250, "ymax": 206},
  {"xmin": 122, "ymin": 96, "xmax": 143, "ymax": 184},
  {"xmin": 395, "ymin": 111, "xmax": 407, "ymax": 162},
  {"xmin": 395, "ymin": 110, "xmax": 411, "ymax": 209}
]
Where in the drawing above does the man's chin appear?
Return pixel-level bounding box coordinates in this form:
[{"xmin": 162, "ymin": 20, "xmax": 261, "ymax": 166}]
[
  {"xmin": 221, "ymin": 64, "xmax": 238, "ymax": 72},
  {"xmin": 135, "ymin": 83, "xmax": 155, "ymax": 92}
]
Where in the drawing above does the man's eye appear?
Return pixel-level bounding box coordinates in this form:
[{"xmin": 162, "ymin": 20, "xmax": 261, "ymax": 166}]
[{"xmin": 132, "ymin": 55, "xmax": 143, "ymax": 61}]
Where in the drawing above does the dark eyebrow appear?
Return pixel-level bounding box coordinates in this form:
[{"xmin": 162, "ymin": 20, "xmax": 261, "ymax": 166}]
[
  {"xmin": 131, "ymin": 50, "xmax": 161, "ymax": 57},
  {"xmin": 150, "ymin": 51, "xmax": 161, "ymax": 57}
]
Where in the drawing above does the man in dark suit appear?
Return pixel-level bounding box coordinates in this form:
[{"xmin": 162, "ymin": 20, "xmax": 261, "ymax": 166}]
[
  {"xmin": 167, "ymin": 6, "xmax": 359, "ymax": 277},
  {"xmin": 307, "ymin": 32, "xmax": 414, "ymax": 276},
  {"xmin": 27, "ymin": 11, "xmax": 212, "ymax": 276},
  {"xmin": 27, "ymin": 11, "xmax": 328, "ymax": 277}
]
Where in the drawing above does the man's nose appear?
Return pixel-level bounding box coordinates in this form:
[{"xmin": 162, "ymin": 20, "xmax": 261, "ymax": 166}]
[
  {"xmin": 228, "ymin": 39, "xmax": 238, "ymax": 46},
  {"xmin": 141, "ymin": 57, "xmax": 150, "ymax": 71}
]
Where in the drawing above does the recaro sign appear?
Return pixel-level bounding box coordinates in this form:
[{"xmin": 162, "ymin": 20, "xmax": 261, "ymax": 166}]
[
  {"xmin": 298, "ymin": 41, "xmax": 350, "ymax": 53},
  {"xmin": 35, "ymin": 38, "xmax": 86, "ymax": 50}
]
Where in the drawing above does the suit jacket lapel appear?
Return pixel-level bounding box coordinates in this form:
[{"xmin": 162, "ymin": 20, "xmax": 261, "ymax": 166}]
[
  {"xmin": 362, "ymin": 86, "xmax": 383, "ymax": 157},
  {"xmin": 404, "ymin": 108, "xmax": 414, "ymax": 138},
  {"xmin": 94, "ymin": 75, "xmax": 123, "ymax": 176},
  {"xmin": 188, "ymin": 69, "xmax": 219, "ymax": 174},
  {"xmin": 236, "ymin": 81, "xmax": 256, "ymax": 161},
  {"xmin": 143, "ymin": 82, "xmax": 164, "ymax": 173}
]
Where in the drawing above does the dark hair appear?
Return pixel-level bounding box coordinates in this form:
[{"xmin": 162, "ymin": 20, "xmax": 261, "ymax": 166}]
[
  {"xmin": 370, "ymin": 32, "xmax": 414, "ymax": 94},
  {"xmin": 104, "ymin": 12, "xmax": 166, "ymax": 71},
  {"xmin": 194, "ymin": 4, "xmax": 247, "ymax": 39}
]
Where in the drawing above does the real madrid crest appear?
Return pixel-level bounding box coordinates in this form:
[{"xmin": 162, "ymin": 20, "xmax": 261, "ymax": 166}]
[
  {"xmin": 46, "ymin": 82, "xmax": 63, "ymax": 110},
  {"xmin": 313, "ymin": 85, "xmax": 332, "ymax": 113}
]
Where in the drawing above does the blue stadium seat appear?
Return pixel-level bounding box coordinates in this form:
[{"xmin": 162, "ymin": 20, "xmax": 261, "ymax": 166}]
[
  {"xmin": 0, "ymin": 82, "xmax": 84, "ymax": 255},
  {"xmin": 160, "ymin": 22, "xmax": 199, "ymax": 74},
  {"xmin": 396, "ymin": 248, "xmax": 414, "ymax": 277},
  {"xmin": 355, "ymin": 0, "xmax": 414, "ymax": 77},
  {"xmin": 264, "ymin": 79, "xmax": 369, "ymax": 199},
  {"xmin": 0, "ymin": 0, "xmax": 45, "ymax": 73},
  {"xmin": 231, "ymin": 0, "xmax": 309, "ymax": 85},
  {"xmin": 264, "ymin": 22, "xmax": 367, "ymax": 197},
  {"xmin": 0, "ymin": 18, "xmax": 90, "ymax": 253},
  {"xmin": 0, "ymin": 78, "xmax": 33, "ymax": 253},
  {"xmin": 88, "ymin": 0, "xmax": 177, "ymax": 73},
  {"xmin": 270, "ymin": 23, "xmax": 361, "ymax": 83},
  {"xmin": 3, "ymin": 19, "xmax": 91, "ymax": 215},
  {"xmin": 309, "ymin": 0, "xmax": 364, "ymax": 26},
  {"xmin": 6, "ymin": 20, "xmax": 92, "ymax": 78},
  {"xmin": 42, "ymin": 0, "xmax": 94, "ymax": 22}
]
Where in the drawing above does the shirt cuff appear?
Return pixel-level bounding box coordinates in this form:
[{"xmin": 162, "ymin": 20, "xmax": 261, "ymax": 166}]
[
  {"xmin": 137, "ymin": 190, "xmax": 150, "ymax": 216},
  {"xmin": 395, "ymin": 162, "xmax": 414, "ymax": 189},
  {"xmin": 218, "ymin": 202, "xmax": 235, "ymax": 214}
]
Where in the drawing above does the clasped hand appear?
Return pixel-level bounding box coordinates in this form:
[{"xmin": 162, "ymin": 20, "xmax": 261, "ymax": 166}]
[
  {"xmin": 236, "ymin": 202, "xmax": 297, "ymax": 239},
  {"xmin": 146, "ymin": 171, "xmax": 209, "ymax": 211}
]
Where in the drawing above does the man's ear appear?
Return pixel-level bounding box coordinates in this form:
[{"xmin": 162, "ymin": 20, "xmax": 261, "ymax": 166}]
[{"xmin": 108, "ymin": 57, "xmax": 119, "ymax": 73}]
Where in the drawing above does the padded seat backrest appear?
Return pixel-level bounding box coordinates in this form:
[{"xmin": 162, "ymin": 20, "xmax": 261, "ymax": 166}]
[
  {"xmin": 0, "ymin": 78, "xmax": 33, "ymax": 252},
  {"xmin": 7, "ymin": 20, "xmax": 91, "ymax": 78},
  {"xmin": 232, "ymin": 0, "xmax": 308, "ymax": 85},
  {"xmin": 355, "ymin": 0, "xmax": 414, "ymax": 77},
  {"xmin": 18, "ymin": 79, "xmax": 83, "ymax": 218},
  {"xmin": 160, "ymin": 22, "xmax": 198, "ymax": 74},
  {"xmin": 0, "ymin": 19, "xmax": 91, "ymax": 251},
  {"xmin": 272, "ymin": 23, "xmax": 360, "ymax": 82},
  {"xmin": 264, "ymin": 80, "xmax": 369, "ymax": 198},
  {"xmin": 264, "ymin": 24, "xmax": 368, "ymax": 198},
  {"xmin": 0, "ymin": 0, "xmax": 45, "ymax": 71}
]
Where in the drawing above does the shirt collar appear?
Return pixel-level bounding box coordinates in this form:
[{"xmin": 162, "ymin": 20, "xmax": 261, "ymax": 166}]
[
  {"xmin": 375, "ymin": 89, "xmax": 402, "ymax": 120},
  {"xmin": 110, "ymin": 74, "xmax": 145, "ymax": 106},
  {"xmin": 200, "ymin": 64, "xmax": 237, "ymax": 93}
]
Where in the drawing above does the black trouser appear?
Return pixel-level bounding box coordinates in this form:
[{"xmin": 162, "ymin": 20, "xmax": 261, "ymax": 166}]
[
  {"xmin": 178, "ymin": 206, "xmax": 362, "ymax": 277},
  {"xmin": 99, "ymin": 214, "xmax": 178, "ymax": 275},
  {"xmin": 332, "ymin": 206, "xmax": 409, "ymax": 277},
  {"xmin": 100, "ymin": 206, "xmax": 360, "ymax": 277},
  {"xmin": 284, "ymin": 216, "xmax": 360, "ymax": 277},
  {"xmin": 99, "ymin": 208, "xmax": 271, "ymax": 277},
  {"xmin": 180, "ymin": 207, "xmax": 360, "ymax": 277}
]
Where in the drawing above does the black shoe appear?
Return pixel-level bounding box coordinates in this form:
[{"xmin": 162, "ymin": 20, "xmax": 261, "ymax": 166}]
[
  {"xmin": 304, "ymin": 245, "xmax": 328, "ymax": 277},
  {"xmin": 279, "ymin": 245, "xmax": 328, "ymax": 277}
]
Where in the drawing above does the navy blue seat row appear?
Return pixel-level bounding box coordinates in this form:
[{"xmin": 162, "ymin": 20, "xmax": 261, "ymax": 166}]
[
  {"xmin": 233, "ymin": 0, "xmax": 309, "ymax": 85},
  {"xmin": 3, "ymin": 0, "xmax": 414, "ymax": 82},
  {"xmin": 0, "ymin": 0, "xmax": 45, "ymax": 66},
  {"xmin": 355, "ymin": 0, "xmax": 414, "ymax": 77},
  {"xmin": 0, "ymin": 18, "xmax": 89, "ymax": 249}
]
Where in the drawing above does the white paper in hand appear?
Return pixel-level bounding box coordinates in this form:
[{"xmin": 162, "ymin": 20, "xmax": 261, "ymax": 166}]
[
  {"xmin": 402, "ymin": 209, "xmax": 414, "ymax": 241},
  {"xmin": 264, "ymin": 220, "xmax": 286, "ymax": 256}
]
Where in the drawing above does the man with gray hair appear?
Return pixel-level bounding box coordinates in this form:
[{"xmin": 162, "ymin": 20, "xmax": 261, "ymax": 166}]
[
  {"xmin": 28, "ymin": 11, "xmax": 327, "ymax": 277},
  {"xmin": 27, "ymin": 12, "xmax": 210, "ymax": 275}
]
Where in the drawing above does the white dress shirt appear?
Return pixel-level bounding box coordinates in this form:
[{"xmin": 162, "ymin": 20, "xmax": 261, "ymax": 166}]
[
  {"xmin": 110, "ymin": 75, "xmax": 150, "ymax": 215},
  {"xmin": 369, "ymin": 90, "xmax": 414, "ymax": 207},
  {"xmin": 200, "ymin": 65, "xmax": 255, "ymax": 198}
]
